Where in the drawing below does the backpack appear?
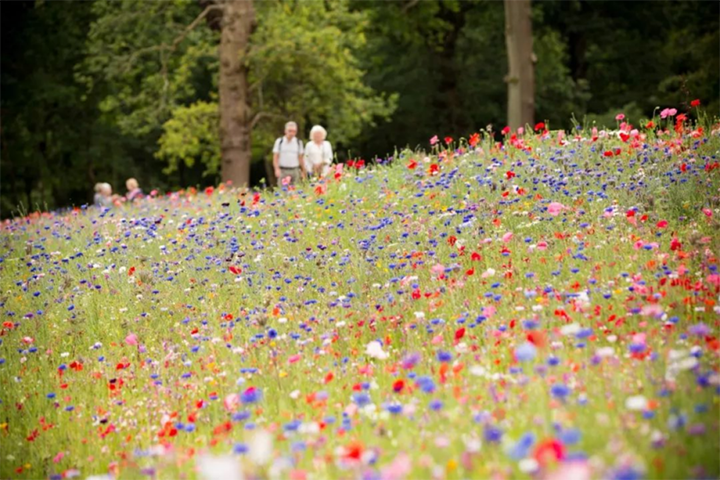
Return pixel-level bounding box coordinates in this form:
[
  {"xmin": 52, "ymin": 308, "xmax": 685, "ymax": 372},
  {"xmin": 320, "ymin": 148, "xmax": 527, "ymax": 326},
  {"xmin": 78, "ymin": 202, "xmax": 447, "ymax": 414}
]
[{"xmin": 278, "ymin": 136, "xmax": 302, "ymax": 151}]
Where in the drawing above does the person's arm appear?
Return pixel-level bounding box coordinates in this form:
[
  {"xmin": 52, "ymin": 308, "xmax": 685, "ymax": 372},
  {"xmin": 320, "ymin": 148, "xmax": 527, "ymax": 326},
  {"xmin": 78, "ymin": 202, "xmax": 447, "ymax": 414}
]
[
  {"xmin": 272, "ymin": 139, "xmax": 281, "ymax": 178},
  {"xmin": 324, "ymin": 142, "xmax": 333, "ymax": 165}
]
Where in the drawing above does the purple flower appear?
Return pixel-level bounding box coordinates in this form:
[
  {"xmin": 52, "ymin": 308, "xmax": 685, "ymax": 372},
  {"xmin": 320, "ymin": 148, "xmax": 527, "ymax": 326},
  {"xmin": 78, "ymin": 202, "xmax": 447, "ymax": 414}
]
[
  {"xmin": 688, "ymin": 323, "xmax": 710, "ymax": 336},
  {"xmin": 515, "ymin": 342, "xmax": 537, "ymax": 362},
  {"xmin": 551, "ymin": 383, "xmax": 570, "ymax": 399},
  {"xmin": 240, "ymin": 387, "xmax": 262, "ymax": 404},
  {"xmin": 437, "ymin": 350, "xmax": 452, "ymax": 363},
  {"xmin": 483, "ymin": 424, "xmax": 503, "ymax": 443}
]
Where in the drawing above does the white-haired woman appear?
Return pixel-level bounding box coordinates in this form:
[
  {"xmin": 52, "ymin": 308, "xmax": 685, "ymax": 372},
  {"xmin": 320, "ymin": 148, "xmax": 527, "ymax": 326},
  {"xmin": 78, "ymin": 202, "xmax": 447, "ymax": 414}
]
[{"xmin": 304, "ymin": 125, "xmax": 333, "ymax": 178}]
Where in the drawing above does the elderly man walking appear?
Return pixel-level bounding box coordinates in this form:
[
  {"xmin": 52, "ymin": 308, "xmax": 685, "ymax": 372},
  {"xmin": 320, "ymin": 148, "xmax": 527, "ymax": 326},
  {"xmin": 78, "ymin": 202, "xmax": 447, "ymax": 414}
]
[{"xmin": 273, "ymin": 121, "xmax": 305, "ymax": 185}]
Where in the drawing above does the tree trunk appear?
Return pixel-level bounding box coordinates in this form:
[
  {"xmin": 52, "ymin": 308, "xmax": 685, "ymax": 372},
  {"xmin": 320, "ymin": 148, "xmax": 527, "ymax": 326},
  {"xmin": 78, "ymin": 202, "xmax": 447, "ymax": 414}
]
[
  {"xmin": 504, "ymin": 0, "xmax": 534, "ymax": 130},
  {"xmin": 218, "ymin": 0, "xmax": 254, "ymax": 187}
]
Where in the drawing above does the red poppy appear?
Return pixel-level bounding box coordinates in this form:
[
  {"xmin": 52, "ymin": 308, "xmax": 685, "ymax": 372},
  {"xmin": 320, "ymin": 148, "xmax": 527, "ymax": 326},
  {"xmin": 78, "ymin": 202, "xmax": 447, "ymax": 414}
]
[
  {"xmin": 691, "ymin": 99, "xmax": 701, "ymax": 107},
  {"xmin": 429, "ymin": 164, "xmax": 440, "ymax": 175},
  {"xmin": 407, "ymin": 159, "xmax": 418, "ymax": 169},
  {"xmin": 471, "ymin": 252, "xmax": 482, "ymax": 261},
  {"xmin": 204, "ymin": 186, "xmax": 214, "ymax": 196},
  {"xmin": 534, "ymin": 122, "xmax": 545, "ymax": 131},
  {"xmin": 533, "ymin": 438, "xmax": 565, "ymax": 466},
  {"xmin": 501, "ymin": 126, "xmax": 511, "ymax": 135},
  {"xmin": 392, "ymin": 379, "xmax": 405, "ymax": 393},
  {"xmin": 506, "ymin": 171, "xmax": 516, "ymax": 179},
  {"xmin": 454, "ymin": 328, "xmax": 466, "ymax": 341},
  {"xmin": 447, "ymin": 236, "xmax": 457, "ymax": 246},
  {"xmin": 444, "ymin": 136, "xmax": 453, "ymax": 145},
  {"xmin": 229, "ymin": 266, "xmax": 242, "ymax": 275},
  {"xmin": 468, "ymin": 133, "xmax": 480, "ymax": 147}
]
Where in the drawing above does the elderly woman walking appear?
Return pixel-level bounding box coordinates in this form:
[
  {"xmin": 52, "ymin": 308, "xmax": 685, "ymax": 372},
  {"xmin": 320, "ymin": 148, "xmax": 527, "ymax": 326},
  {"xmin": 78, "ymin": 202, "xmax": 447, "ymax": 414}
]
[{"xmin": 304, "ymin": 125, "xmax": 334, "ymax": 179}]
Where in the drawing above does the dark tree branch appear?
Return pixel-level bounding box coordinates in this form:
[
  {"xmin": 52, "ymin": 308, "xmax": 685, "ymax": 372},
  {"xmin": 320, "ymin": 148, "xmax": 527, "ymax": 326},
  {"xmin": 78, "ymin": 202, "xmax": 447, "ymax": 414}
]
[
  {"xmin": 250, "ymin": 111, "xmax": 283, "ymax": 129},
  {"xmin": 170, "ymin": 4, "xmax": 223, "ymax": 52},
  {"xmin": 402, "ymin": 0, "xmax": 420, "ymax": 13}
]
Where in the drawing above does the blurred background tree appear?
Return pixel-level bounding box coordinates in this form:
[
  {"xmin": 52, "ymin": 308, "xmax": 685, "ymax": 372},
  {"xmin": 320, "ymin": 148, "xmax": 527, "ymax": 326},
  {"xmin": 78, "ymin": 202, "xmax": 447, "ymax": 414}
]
[{"xmin": 1, "ymin": 0, "xmax": 718, "ymax": 215}]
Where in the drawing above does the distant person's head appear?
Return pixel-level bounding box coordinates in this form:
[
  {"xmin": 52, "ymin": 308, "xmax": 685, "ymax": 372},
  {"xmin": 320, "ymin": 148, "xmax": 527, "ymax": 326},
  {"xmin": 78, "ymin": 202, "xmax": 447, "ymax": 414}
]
[
  {"xmin": 94, "ymin": 183, "xmax": 103, "ymax": 194},
  {"xmin": 100, "ymin": 183, "xmax": 112, "ymax": 196},
  {"xmin": 310, "ymin": 125, "xmax": 327, "ymax": 143},
  {"xmin": 126, "ymin": 178, "xmax": 139, "ymax": 192},
  {"xmin": 284, "ymin": 121, "xmax": 298, "ymax": 139}
]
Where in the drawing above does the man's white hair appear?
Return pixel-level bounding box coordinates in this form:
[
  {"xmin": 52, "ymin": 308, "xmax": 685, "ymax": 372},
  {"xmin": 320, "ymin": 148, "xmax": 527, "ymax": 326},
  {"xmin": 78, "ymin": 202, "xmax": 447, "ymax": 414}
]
[
  {"xmin": 285, "ymin": 121, "xmax": 298, "ymax": 130},
  {"xmin": 309, "ymin": 124, "xmax": 327, "ymax": 140}
]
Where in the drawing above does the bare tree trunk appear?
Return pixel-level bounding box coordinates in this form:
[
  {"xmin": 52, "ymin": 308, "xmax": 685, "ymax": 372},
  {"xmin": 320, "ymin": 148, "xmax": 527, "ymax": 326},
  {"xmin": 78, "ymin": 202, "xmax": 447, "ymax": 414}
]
[
  {"xmin": 218, "ymin": 0, "xmax": 254, "ymax": 187},
  {"xmin": 504, "ymin": 0, "xmax": 534, "ymax": 130}
]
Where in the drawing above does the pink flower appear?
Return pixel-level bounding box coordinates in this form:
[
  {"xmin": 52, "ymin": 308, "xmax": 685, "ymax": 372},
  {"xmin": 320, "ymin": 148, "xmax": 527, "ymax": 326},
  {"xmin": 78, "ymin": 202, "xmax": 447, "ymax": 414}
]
[
  {"xmin": 502, "ymin": 232, "xmax": 514, "ymax": 243},
  {"xmin": 483, "ymin": 305, "xmax": 497, "ymax": 318},
  {"xmin": 547, "ymin": 202, "xmax": 565, "ymax": 216},
  {"xmin": 702, "ymin": 208, "xmax": 713, "ymax": 218},
  {"xmin": 615, "ymin": 113, "xmax": 625, "ymax": 121},
  {"xmin": 641, "ymin": 304, "xmax": 663, "ymax": 318},
  {"xmin": 537, "ymin": 241, "xmax": 548, "ymax": 251},
  {"xmin": 224, "ymin": 393, "xmax": 240, "ymax": 412},
  {"xmin": 288, "ymin": 354, "xmax": 302, "ymax": 364},
  {"xmin": 381, "ymin": 453, "xmax": 412, "ymax": 480},
  {"xmin": 53, "ymin": 451, "xmax": 65, "ymax": 464},
  {"xmin": 660, "ymin": 108, "xmax": 677, "ymax": 119},
  {"xmin": 281, "ymin": 176, "xmax": 292, "ymax": 186},
  {"xmin": 656, "ymin": 220, "xmax": 668, "ymax": 228},
  {"xmin": 431, "ymin": 264, "xmax": 445, "ymax": 275},
  {"xmin": 545, "ymin": 460, "xmax": 591, "ymax": 480},
  {"xmin": 124, "ymin": 333, "xmax": 138, "ymax": 346},
  {"xmin": 430, "ymin": 135, "xmax": 439, "ymax": 146}
]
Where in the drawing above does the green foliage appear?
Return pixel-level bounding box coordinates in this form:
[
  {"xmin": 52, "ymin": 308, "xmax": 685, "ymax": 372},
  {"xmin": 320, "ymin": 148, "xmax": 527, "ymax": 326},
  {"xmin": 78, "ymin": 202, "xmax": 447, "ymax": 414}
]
[
  {"xmin": 156, "ymin": 100, "xmax": 220, "ymax": 176},
  {"xmin": 248, "ymin": 0, "xmax": 396, "ymax": 150},
  {"xmin": 584, "ymin": 102, "xmax": 646, "ymax": 129},
  {"xmin": 80, "ymin": 0, "xmax": 218, "ymax": 136},
  {"xmin": 534, "ymin": 28, "xmax": 590, "ymax": 127}
]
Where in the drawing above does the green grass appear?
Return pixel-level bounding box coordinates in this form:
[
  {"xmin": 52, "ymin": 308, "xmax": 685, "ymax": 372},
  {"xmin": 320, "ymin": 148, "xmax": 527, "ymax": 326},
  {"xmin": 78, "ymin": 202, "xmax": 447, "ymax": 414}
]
[{"xmin": 1, "ymin": 121, "xmax": 719, "ymax": 480}]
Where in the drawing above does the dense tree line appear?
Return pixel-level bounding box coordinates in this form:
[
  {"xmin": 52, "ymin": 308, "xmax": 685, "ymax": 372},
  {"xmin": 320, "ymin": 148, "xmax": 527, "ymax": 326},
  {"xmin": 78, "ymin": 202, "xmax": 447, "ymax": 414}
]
[{"xmin": 1, "ymin": 0, "xmax": 717, "ymax": 215}]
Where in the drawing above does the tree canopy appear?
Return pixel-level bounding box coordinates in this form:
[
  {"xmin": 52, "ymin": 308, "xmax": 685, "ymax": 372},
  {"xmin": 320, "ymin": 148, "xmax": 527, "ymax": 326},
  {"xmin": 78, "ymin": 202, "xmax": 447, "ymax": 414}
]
[{"xmin": 1, "ymin": 0, "xmax": 717, "ymax": 215}]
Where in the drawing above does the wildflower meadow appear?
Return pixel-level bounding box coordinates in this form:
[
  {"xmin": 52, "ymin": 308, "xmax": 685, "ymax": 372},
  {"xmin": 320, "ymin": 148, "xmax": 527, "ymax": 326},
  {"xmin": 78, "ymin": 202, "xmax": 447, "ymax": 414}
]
[{"xmin": 1, "ymin": 111, "xmax": 719, "ymax": 480}]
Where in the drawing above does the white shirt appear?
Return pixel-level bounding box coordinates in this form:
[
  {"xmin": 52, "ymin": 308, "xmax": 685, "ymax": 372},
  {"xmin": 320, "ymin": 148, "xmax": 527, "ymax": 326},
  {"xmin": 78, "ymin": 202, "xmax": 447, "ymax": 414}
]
[
  {"xmin": 304, "ymin": 140, "xmax": 333, "ymax": 175},
  {"xmin": 273, "ymin": 136, "xmax": 304, "ymax": 168}
]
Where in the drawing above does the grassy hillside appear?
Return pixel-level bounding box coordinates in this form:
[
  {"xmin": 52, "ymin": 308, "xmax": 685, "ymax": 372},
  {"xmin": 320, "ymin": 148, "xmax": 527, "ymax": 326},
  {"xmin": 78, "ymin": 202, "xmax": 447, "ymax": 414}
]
[{"xmin": 1, "ymin": 114, "xmax": 719, "ymax": 479}]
